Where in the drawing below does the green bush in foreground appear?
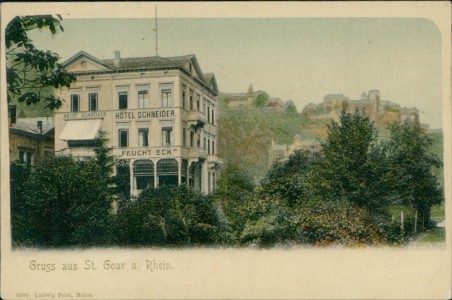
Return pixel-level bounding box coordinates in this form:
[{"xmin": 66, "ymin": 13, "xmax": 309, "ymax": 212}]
[{"xmin": 113, "ymin": 185, "xmax": 220, "ymax": 247}]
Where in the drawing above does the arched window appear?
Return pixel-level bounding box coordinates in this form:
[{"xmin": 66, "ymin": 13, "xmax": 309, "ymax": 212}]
[
  {"xmin": 133, "ymin": 160, "xmax": 154, "ymax": 190},
  {"xmin": 157, "ymin": 159, "xmax": 178, "ymax": 186}
]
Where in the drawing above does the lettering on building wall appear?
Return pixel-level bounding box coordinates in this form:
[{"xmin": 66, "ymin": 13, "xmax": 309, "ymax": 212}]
[
  {"xmin": 64, "ymin": 112, "xmax": 107, "ymax": 119},
  {"xmin": 115, "ymin": 110, "xmax": 176, "ymax": 120},
  {"xmin": 120, "ymin": 148, "xmax": 178, "ymax": 157}
]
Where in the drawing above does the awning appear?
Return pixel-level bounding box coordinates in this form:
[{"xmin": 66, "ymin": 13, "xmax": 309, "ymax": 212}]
[{"xmin": 59, "ymin": 119, "xmax": 102, "ymax": 141}]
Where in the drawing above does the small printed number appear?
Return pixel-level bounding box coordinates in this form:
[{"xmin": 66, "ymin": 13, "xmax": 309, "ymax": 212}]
[{"xmin": 16, "ymin": 293, "xmax": 29, "ymax": 297}]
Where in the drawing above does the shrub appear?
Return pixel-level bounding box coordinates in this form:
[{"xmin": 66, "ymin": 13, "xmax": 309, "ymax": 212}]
[
  {"xmin": 294, "ymin": 200, "xmax": 386, "ymax": 247},
  {"xmin": 113, "ymin": 185, "xmax": 220, "ymax": 247}
]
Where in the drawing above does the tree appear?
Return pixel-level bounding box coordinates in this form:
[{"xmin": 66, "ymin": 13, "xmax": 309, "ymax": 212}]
[
  {"xmin": 385, "ymin": 120, "xmax": 443, "ymax": 229},
  {"xmin": 6, "ymin": 15, "xmax": 75, "ymax": 109},
  {"xmin": 212, "ymin": 163, "xmax": 255, "ymax": 242},
  {"xmin": 259, "ymin": 150, "xmax": 318, "ymax": 207},
  {"xmin": 10, "ymin": 161, "xmax": 32, "ymax": 245},
  {"xmin": 254, "ymin": 91, "xmax": 269, "ymax": 109},
  {"xmin": 11, "ymin": 156, "xmax": 113, "ymax": 247},
  {"xmin": 313, "ymin": 108, "xmax": 389, "ymax": 209},
  {"xmin": 93, "ymin": 130, "xmax": 114, "ymax": 179},
  {"xmin": 284, "ymin": 101, "xmax": 298, "ymax": 115}
]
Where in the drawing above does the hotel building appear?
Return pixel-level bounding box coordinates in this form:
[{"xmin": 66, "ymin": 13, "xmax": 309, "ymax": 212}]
[{"xmin": 54, "ymin": 51, "xmax": 221, "ymax": 196}]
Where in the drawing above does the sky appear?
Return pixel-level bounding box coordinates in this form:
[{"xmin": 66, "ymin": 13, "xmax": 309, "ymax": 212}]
[{"xmin": 29, "ymin": 17, "xmax": 443, "ymax": 128}]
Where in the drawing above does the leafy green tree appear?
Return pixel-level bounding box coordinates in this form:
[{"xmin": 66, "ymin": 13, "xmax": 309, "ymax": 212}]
[
  {"xmin": 259, "ymin": 150, "xmax": 318, "ymax": 207},
  {"xmin": 385, "ymin": 120, "xmax": 443, "ymax": 229},
  {"xmin": 313, "ymin": 109, "xmax": 389, "ymax": 209},
  {"xmin": 114, "ymin": 185, "xmax": 220, "ymax": 246},
  {"xmin": 212, "ymin": 163, "xmax": 255, "ymax": 242},
  {"xmin": 255, "ymin": 91, "xmax": 269, "ymax": 109},
  {"xmin": 11, "ymin": 156, "xmax": 113, "ymax": 247},
  {"xmin": 6, "ymin": 15, "xmax": 75, "ymax": 109},
  {"xmin": 10, "ymin": 161, "xmax": 32, "ymax": 245},
  {"xmin": 285, "ymin": 101, "xmax": 298, "ymax": 115},
  {"xmin": 94, "ymin": 131, "xmax": 114, "ymax": 178}
]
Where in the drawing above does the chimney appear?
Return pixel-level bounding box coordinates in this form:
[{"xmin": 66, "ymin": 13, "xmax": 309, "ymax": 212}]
[
  {"xmin": 37, "ymin": 121, "xmax": 43, "ymax": 135},
  {"xmin": 8, "ymin": 104, "xmax": 17, "ymax": 125},
  {"xmin": 114, "ymin": 51, "xmax": 121, "ymax": 67}
]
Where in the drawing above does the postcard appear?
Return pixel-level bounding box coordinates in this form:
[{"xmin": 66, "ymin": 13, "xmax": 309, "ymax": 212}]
[{"xmin": 1, "ymin": 2, "xmax": 451, "ymax": 299}]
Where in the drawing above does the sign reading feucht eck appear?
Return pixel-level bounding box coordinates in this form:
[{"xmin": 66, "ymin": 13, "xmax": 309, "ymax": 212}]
[{"xmin": 114, "ymin": 147, "xmax": 178, "ymax": 158}]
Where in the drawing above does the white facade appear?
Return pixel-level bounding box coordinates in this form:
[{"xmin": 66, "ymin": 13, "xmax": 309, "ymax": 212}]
[{"xmin": 55, "ymin": 51, "xmax": 221, "ymax": 196}]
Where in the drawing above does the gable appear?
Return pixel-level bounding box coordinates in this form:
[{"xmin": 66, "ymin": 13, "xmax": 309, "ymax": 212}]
[
  {"xmin": 62, "ymin": 51, "xmax": 111, "ymax": 73},
  {"xmin": 186, "ymin": 56, "xmax": 205, "ymax": 82}
]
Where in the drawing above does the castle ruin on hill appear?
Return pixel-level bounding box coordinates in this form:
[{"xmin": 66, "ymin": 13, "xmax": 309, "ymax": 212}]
[{"xmin": 301, "ymin": 90, "xmax": 421, "ymax": 127}]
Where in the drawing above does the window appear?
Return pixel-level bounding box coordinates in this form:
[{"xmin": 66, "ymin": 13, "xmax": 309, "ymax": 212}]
[
  {"xmin": 181, "ymin": 159, "xmax": 188, "ymax": 183},
  {"xmin": 211, "ymin": 108, "xmax": 215, "ymax": 125},
  {"xmin": 203, "ymin": 98, "xmax": 207, "ymax": 115},
  {"xmin": 133, "ymin": 160, "xmax": 154, "ymax": 190},
  {"xmin": 190, "ymin": 131, "xmax": 194, "ymax": 147},
  {"xmin": 197, "ymin": 133, "xmax": 201, "ymax": 148},
  {"xmin": 118, "ymin": 129, "xmax": 128, "ymax": 147},
  {"xmin": 196, "ymin": 94, "xmax": 201, "ymax": 111},
  {"xmin": 203, "ymin": 136, "xmax": 206, "ymax": 150},
  {"xmin": 160, "ymin": 84, "xmax": 173, "ymax": 107},
  {"xmin": 157, "ymin": 159, "xmax": 178, "ymax": 186},
  {"xmin": 207, "ymin": 104, "xmax": 211, "ymax": 123},
  {"xmin": 138, "ymin": 128, "xmax": 149, "ymax": 147},
  {"xmin": 161, "ymin": 127, "xmax": 173, "ymax": 146},
  {"xmin": 212, "ymin": 140, "xmax": 215, "ymax": 154},
  {"xmin": 71, "ymin": 94, "xmax": 80, "ymax": 112},
  {"xmin": 88, "ymin": 92, "xmax": 98, "ymax": 111},
  {"xmin": 183, "ymin": 128, "xmax": 187, "ymax": 147},
  {"xmin": 182, "ymin": 88, "xmax": 186, "ymax": 109},
  {"xmin": 137, "ymin": 88, "xmax": 149, "ymax": 108},
  {"xmin": 190, "ymin": 91, "xmax": 194, "ymax": 110},
  {"xmin": 19, "ymin": 149, "xmax": 32, "ymax": 165},
  {"xmin": 207, "ymin": 138, "xmax": 211, "ymax": 154},
  {"xmin": 119, "ymin": 91, "xmax": 128, "ymax": 109}
]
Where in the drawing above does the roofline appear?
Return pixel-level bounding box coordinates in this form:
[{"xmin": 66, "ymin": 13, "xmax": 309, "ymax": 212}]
[
  {"xmin": 10, "ymin": 127, "xmax": 54, "ymax": 140},
  {"xmin": 62, "ymin": 50, "xmax": 112, "ymax": 69},
  {"xmin": 73, "ymin": 66, "xmax": 218, "ymax": 96}
]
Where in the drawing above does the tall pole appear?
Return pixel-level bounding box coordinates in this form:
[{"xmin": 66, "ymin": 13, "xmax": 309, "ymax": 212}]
[{"xmin": 155, "ymin": 5, "xmax": 158, "ymax": 56}]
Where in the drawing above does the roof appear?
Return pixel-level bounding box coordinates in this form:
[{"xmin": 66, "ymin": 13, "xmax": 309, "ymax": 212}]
[
  {"xmin": 10, "ymin": 117, "xmax": 54, "ymax": 140},
  {"xmin": 63, "ymin": 51, "xmax": 218, "ymax": 95}
]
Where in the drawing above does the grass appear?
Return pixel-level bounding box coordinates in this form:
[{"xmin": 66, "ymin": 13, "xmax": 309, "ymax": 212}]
[
  {"xmin": 415, "ymin": 227, "xmax": 445, "ymax": 245},
  {"xmin": 431, "ymin": 203, "xmax": 445, "ymax": 222}
]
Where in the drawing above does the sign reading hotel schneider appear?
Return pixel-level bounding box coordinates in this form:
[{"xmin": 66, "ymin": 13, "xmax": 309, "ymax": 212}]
[{"xmin": 63, "ymin": 109, "xmax": 176, "ymax": 120}]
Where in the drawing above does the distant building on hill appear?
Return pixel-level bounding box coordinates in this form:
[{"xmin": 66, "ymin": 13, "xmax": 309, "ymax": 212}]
[
  {"xmin": 301, "ymin": 89, "xmax": 421, "ymax": 127},
  {"xmin": 263, "ymin": 98, "xmax": 285, "ymax": 113},
  {"xmin": 222, "ymin": 84, "xmax": 255, "ymax": 109},
  {"xmin": 268, "ymin": 135, "xmax": 321, "ymax": 166}
]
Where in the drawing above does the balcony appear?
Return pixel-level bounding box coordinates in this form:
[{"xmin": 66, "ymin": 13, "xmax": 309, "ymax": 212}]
[
  {"xmin": 189, "ymin": 147, "xmax": 207, "ymax": 160},
  {"xmin": 187, "ymin": 110, "xmax": 207, "ymax": 124},
  {"xmin": 207, "ymin": 154, "xmax": 223, "ymax": 169}
]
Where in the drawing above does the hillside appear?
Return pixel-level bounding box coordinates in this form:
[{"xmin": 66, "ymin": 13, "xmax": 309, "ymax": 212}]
[{"xmin": 217, "ymin": 91, "xmax": 320, "ymax": 181}]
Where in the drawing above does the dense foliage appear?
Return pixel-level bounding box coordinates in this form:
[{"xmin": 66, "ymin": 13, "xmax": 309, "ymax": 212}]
[
  {"xmin": 215, "ymin": 109, "xmax": 443, "ymax": 247},
  {"xmin": 10, "ymin": 109, "xmax": 443, "ymax": 248},
  {"xmin": 113, "ymin": 185, "xmax": 220, "ymax": 247},
  {"xmin": 11, "ymin": 156, "xmax": 113, "ymax": 247},
  {"xmin": 6, "ymin": 15, "xmax": 75, "ymax": 109},
  {"xmin": 385, "ymin": 120, "xmax": 443, "ymax": 229}
]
